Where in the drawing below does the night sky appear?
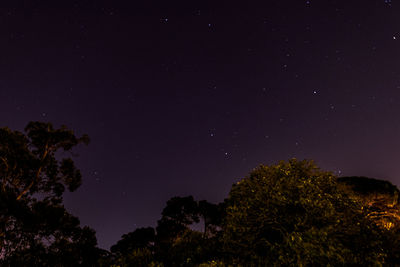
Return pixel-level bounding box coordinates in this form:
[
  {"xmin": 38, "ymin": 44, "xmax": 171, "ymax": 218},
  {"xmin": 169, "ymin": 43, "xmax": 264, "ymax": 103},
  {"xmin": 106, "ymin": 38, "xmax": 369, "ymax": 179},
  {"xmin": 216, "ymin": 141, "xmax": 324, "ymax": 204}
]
[{"xmin": 1, "ymin": 0, "xmax": 400, "ymax": 249}]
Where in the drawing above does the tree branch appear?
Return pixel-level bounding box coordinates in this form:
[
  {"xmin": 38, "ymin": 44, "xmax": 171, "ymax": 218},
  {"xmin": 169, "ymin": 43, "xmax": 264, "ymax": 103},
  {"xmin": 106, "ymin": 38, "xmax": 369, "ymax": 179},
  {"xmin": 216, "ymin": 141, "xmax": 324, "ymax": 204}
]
[{"xmin": 16, "ymin": 143, "xmax": 49, "ymax": 201}]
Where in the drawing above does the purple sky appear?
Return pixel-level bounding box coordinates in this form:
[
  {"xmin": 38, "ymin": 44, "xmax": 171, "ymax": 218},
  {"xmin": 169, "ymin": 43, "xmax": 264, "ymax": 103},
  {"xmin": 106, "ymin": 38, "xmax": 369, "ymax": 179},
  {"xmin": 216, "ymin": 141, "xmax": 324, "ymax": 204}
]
[{"xmin": 1, "ymin": 0, "xmax": 400, "ymax": 249}]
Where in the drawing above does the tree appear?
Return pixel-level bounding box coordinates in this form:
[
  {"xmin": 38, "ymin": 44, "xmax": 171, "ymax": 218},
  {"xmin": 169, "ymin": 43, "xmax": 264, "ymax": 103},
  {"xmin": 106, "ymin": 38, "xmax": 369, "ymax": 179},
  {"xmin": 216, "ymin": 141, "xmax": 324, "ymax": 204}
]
[
  {"xmin": 338, "ymin": 176, "xmax": 400, "ymax": 265},
  {"xmin": 160, "ymin": 196, "xmax": 200, "ymax": 226},
  {"xmin": 0, "ymin": 122, "xmax": 100, "ymax": 265},
  {"xmin": 198, "ymin": 200, "xmax": 224, "ymax": 238},
  {"xmin": 154, "ymin": 196, "xmax": 200, "ymax": 266},
  {"xmin": 110, "ymin": 227, "xmax": 156, "ymax": 266},
  {"xmin": 103, "ymin": 196, "xmax": 224, "ymax": 266},
  {"xmin": 222, "ymin": 159, "xmax": 386, "ymax": 265},
  {"xmin": 111, "ymin": 227, "xmax": 155, "ymax": 255},
  {"xmin": 338, "ymin": 176, "xmax": 400, "ymax": 230}
]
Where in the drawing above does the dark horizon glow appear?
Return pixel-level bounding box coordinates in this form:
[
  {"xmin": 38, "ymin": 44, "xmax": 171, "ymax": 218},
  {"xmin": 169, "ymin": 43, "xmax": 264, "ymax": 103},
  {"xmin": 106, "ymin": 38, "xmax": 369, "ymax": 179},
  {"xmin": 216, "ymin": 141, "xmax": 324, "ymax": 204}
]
[{"xmin": 1, "ymin": 0, "xmax": 400, "ymax": 249}]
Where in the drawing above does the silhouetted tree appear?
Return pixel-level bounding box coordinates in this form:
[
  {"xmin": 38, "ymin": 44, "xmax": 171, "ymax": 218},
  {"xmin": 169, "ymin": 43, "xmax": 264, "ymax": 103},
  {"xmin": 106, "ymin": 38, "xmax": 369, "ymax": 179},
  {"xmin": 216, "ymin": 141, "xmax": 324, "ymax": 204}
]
[
  {"xmin": 109, "ymin": 227, "xmax": 156, "ymax": 266},
  {"xmin": 156, "ymin": 196, "xmax": 227, "ymax": 266},
  {"xmin": 161, "ymin": 196, "xmax": 200, "ymax": 226},
  {"xmin": 110, "ymin": 195, "xmax": 226, "ymax": 266},
  {"xmin": 154, "ymin": 196, "xmax": 199, "ymax": 265},
  {"xmin": 0, "ymin": 122, "xmax": 100, "ymax": 266},
  {"xmin": 111, "ymin": 227, "xmax": 155, "ymax": 255},
  {"xmin": 198, "ymin": 200, "xmax": 224, "ymax": 238}
]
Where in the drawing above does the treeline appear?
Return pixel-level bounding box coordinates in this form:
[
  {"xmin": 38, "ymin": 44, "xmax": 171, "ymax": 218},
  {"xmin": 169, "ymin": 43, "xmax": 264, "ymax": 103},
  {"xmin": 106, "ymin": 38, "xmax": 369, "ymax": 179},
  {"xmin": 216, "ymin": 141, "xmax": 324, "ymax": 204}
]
[{"xmin": 1, "ymin": 122, "xmax": 400, "ymax": 266}]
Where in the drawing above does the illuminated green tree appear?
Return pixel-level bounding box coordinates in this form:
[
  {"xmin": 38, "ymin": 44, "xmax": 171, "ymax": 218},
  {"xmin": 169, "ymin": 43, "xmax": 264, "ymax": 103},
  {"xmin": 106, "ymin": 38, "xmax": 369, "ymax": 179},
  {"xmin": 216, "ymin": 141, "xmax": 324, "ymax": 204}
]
[{"xmin": 223, "ymin": 159, "xmax": 385, "ymax": 265}]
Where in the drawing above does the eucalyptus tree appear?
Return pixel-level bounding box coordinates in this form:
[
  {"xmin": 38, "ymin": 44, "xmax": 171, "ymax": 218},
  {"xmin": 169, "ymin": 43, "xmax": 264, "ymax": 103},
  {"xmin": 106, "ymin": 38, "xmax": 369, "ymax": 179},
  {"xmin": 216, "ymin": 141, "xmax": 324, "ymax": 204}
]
[{"xmin": 0, "ymin": 122, "xmax": 99, "ymax": 266}]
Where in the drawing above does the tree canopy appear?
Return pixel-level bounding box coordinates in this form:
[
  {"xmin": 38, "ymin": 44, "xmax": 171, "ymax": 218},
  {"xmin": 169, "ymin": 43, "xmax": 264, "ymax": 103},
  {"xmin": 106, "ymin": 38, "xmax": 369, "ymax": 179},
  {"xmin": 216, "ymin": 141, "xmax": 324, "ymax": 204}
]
[
  {"xmin": 222, "ymin": 159, "xmax": 386, "ymax": 265},
  {"xmin": 2, "ymin": 122, "xmax": 400, "ymax": 266},
  {"xmin": 107, "ymin": 160, "xmax": 400, "ymax": 266},
  {"xmin": 0, "ymin": 122, "xmax": 100, "ymax": 266}
]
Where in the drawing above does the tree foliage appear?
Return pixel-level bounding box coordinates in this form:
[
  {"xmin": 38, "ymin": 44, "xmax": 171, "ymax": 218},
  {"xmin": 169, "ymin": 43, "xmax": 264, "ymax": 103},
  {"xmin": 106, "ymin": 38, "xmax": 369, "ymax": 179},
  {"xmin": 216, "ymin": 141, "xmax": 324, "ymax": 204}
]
[
  {"xmin": 0, "ymin": 122, "xmax": 99, "ymax": 266},
  {"xmin": 111, "ymin": 227, "xmax": 155, "ymax": 255},
  {"xmin": 110, "ymin": 196, "xmax": 224, "ymax": 266},
  {"xmin": 0, "ymin": 122, "xmax": 89, "ymax": 201},
  {"xmin": 222, "ymin": 159, "xmax": 386, "ymax": 265},
  {"xmin": 4, "ymin": 122, "xmax": 400, "ymax": 266},
  {"xmin": 338, "ymin": 176, "xmax": 400, "ymax": 265},
  {"xmin": 109, "ymin": 160, "xmax": 400, "ymax": 266}
]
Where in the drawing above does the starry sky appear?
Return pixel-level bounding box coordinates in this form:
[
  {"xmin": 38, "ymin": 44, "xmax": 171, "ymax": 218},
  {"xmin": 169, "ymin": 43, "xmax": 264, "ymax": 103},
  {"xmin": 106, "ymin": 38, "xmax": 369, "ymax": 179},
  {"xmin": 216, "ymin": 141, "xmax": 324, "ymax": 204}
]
[{"xmin": 1, "ymin": 0, "xmax": 400, "ymax": 249}]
